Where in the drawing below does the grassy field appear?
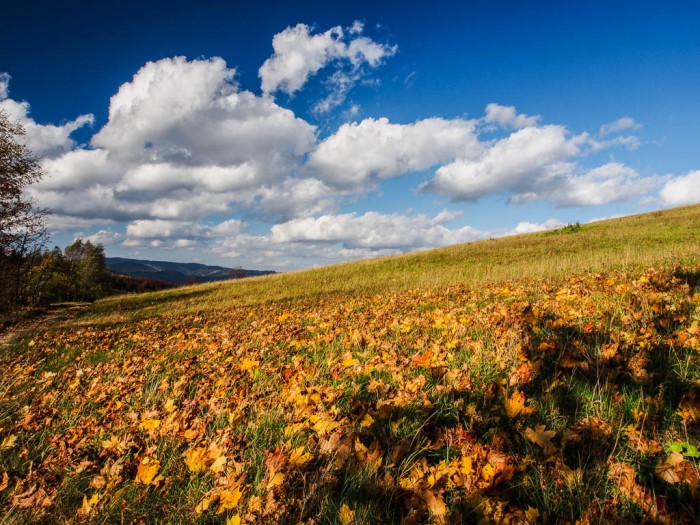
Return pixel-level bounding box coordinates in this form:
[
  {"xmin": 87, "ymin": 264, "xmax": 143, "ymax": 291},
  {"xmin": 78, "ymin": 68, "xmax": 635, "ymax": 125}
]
[{"xmin": 0, "ymin": 204, "xmax": 699, "ymax": 523}]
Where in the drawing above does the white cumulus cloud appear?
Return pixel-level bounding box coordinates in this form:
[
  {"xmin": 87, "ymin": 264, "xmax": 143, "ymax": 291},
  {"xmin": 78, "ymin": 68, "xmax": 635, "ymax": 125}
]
[
  {"xmin": 307, "ymin": 117, "xmax": 481, "ymax": 188},
  {"xmin": 0, "ymin": 73, "xmax": 94, "ymax": 158},
  {"xmin": 270, "ymin": 210, "xmax": 484, "ymax": 250},
  {"xmin": 32, "ymin": 56, "xmax": 318, "ymax": 225},
  {"xmin": 258, "ymin": 22, "xmax": 396, "ymax": 109},
  {"xmin": 483, "ymin": 103, "xmax": 540, "ymax": 129},
  {"xmin": 660, "ymin": 170, "xmax": 700, "ymax": 206},
  {"xmin": 428, "ymin": 125, "xmax": 582, "ymax": 201}
]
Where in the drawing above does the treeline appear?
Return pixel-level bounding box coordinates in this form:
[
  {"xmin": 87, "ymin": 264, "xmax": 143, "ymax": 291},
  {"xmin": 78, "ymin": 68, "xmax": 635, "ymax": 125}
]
[
  {"xmin": 2, "ymin": 111, "xmax": 173, "ymax": 318},
  {"xmin": 0, "ymin": 239, "xmax": 112, "ymax": 311}
]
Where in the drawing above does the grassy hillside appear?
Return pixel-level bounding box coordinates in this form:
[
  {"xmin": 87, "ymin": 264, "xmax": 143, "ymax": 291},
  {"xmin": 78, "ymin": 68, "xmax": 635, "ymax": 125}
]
[{"xmin": 1, "ymin": 205, "xmax": 699, "ymax": 523}]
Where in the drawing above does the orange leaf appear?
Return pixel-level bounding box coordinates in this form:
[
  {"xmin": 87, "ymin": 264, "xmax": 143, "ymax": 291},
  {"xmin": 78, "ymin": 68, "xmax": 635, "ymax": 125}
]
[
  {"xmin": 135, "ymin": 457, "xmax": 161, "ymax": 485},
  {"xmin": 504, "ymin": 390, "xmax": 535, "ymax": 419},
  {"xmin": 422, "ymin": 489, "xmax": 447, "ymax": 517}
]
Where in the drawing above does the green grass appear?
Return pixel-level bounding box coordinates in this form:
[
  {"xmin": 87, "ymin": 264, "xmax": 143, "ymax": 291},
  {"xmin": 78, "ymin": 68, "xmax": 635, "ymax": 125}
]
[{"xmin": 84, "ymin": 204, "xmax": 700, "ymax": 324}]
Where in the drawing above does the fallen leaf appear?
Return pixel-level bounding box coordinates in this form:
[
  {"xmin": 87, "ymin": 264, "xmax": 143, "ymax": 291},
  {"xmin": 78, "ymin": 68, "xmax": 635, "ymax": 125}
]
[
  {"xmin": 185, "ymin": 447, "xmax": 208, "ymax": 474},
  {"xmin": 504, "ymin": 390, "xmax": 536, "ymax": 419},
  {"xmin": 524, "ymin": 425, "xmax": 558, "ymax": 457},
  {"xmin": 339, "ymin": 503, "xmax": 356, "ymax": 524},
  {"xmin": 240, "ymin": 358, "xmax": 259, "ymax": 372},
  {"xmin": 0, "ymin": 435, "xmax": 17, "ymax": 450},
  {"xmin": 139, "ymin": 418, "xmax": 161, "ymax": 431},
  {"xmin": 266, "ymin": 471, "xmax": 285, "ymax": 490},
  {"xmin": 422, "ymin": 489, "xmax": 447, "ymax": 517},
  {"xmin": 217, "ymin": 488, "xmax": 243, "ymax": 513},
  {"xmin": 209, "ymin": 455, "xmax": 227, "ymax": 474},
  {"xmin": 288, "ymin": 446, "xmax": 313, "ymax": 468},
  {"xmin": 359, "ymin": 414, "xmax": 375, "ymax": 428},
  {"xmin": 135, "ymin": 457, "xmax": 161, "ymax": 485}
]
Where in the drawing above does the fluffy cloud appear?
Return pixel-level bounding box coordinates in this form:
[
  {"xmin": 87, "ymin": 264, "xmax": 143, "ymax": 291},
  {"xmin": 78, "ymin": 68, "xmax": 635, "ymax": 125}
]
[
  {"xmin": 123, "ymin": 218, "xmax": 245, "ymax": 248},
  {"xmin": 660, "ymin": 170, "xmax": 700, "ymax": 206},
  {"xmin": 271, "ymin": 210, "xmax": 485, "ymax": 250},
  {"xmin": 424, "ymin": 117, "xmax": 656, "ymax": 207},
  {"xmin": 256, "ymin": 177, "xmax": 339, "ymax": 222},
  {"xmin": 508, "ymin": 219, "xmax": 565, "ymax": 235},
  {"xmin": 308, "ymin": 104, "xmax": 653, "ymax": 208},
  {"xmin": 0, "ymin": 73, "xmax": 94, "ymax": 158},
  {"xmin": 427, "ymin": 125, "xmax": 582, "ymax": 201},
  {"xmin": 32, "ymin": 56, "xmax": 317, "ymax": 224},
  {"xmin": 556, "ymin": 162, "xmax": 658, "ymax": 206},
  {"xmin": 212, "ymin": 211, "xmax": 568, "ymax": 269},
  {"xmin": 258, "ymin": 22, "xmax": 396, "ymax": 107},
  {"xmin": 307, "ymin": 117, "xmax": 481, "ymax": 187},
  {"xmin": 82, "ymin": 229, "xmax": 124, "ymax": 246},
  {"xmin": 91, "ymin": 57, "xmax": 314, "ymax": 174},
  {"xmin": 483, "ymin": 103, "xmax": 540, "ymax": 129}
]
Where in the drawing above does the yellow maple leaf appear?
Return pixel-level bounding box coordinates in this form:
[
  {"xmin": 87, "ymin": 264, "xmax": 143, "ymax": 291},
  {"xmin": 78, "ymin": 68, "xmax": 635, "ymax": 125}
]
[
  {"xmin": 525, "ymin": 506, "xmax": 540, "ymax": 524},
  {"xmin": 266, "ymin": 471, "xmax": 285, "ymax": 490},
  {"xmin": 288, "ymin": 446, "xmax": 313, "ymax": 468},
  {"xmin": 480, "ymin": 462, "xmax": 495, "ymax": 483},
  {"xmin": 184, "ymin": 447, "xmax": 208, "ymax": 473},
  {"xmin": 360, "ymin": 414, "xmax": 375, "ymax": 428},
  {"xmin": 339, "ymin": 503, "xmax": 356, "ymax": 524},
  {"xmin": 101, "ymin": 435, "xmax": 120, "ymax": 451},
  {"xmin": 504, "ymin": 390, "xmax": 535, "ymax": 419},
  {"xmin": 312, "ymin": 417, "xmax": 339, "ymax": 436},
  {"xmin": 226, "ymin": 516, "xmax": 242, "ymax": 525},
  {"xmin": 217, "ymin": 488, "xmax": 243, "ymax": 514},
  {"xmin": 0, "ymin": 434, "xmax": 17, "ymax": 450},
  {"xmin": 139, "ymin": 418, "xmax": 161, "ymax": 431},
  {"xmin": 209, "ymin": 455, "xmax": 227, "ymax": 474},
  {"xmin": 135, "ymin": 457, "xmax": 161, "ymax": 485},
  {"xmin": 341, "ymin": 353, "xmax": 359, "ymax": 368},
  {"xmin": 240, "ymin": 358, "xmax": 259, "ymax": 372},
  {"xmin": 183, "ymin": 428, "xmax": 199, "ymax": 440},
  {"xmin": 164, "ymin": 398, "xmax": 177, "ymax": 413},
  {"xmin": 79, "ymin": 493, "xmax": 99, "ymax": 516},
  {"xmin": 195, "ymin": 494, "xmax": 214, "ymax": 514},
  {"xmin": 459, "ymin": 455, "xmax": 473, "ymax": 476}
]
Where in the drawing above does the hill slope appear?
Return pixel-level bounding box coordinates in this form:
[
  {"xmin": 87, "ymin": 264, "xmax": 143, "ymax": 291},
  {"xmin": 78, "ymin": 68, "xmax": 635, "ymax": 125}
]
[{"xmin": 1, "ymin": 204, "xmax": 699, "ymax": 524}]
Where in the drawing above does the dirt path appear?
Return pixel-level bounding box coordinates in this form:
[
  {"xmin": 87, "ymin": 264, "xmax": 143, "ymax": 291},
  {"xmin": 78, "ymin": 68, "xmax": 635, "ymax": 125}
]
[{"xmin": 0, "ymin": 303, "xmax": 90, "ymax": 347}]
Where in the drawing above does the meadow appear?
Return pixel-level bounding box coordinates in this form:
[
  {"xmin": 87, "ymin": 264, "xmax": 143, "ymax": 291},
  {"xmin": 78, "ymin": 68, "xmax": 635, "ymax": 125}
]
[{"xmin": 1, "ymin": 204, "xmax": 699, "ymax": 523}]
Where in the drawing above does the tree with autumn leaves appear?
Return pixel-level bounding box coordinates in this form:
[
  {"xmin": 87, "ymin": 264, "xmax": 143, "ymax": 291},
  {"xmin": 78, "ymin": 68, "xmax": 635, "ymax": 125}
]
[{"xmin": 0, "ymin": 109, "xmax": 48, "ymax": 311}]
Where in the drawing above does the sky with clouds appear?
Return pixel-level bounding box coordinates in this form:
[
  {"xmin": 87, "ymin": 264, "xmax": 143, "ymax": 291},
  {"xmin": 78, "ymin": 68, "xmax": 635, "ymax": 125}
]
[{"xmin": 1, "ymin": 1, "xmax": 699, "ymax": 270}]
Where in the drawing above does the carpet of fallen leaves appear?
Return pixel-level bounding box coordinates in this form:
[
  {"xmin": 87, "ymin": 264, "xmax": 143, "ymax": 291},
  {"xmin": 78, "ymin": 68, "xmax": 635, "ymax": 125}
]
[{"xmin": 1, "ymin": 264, "xmax": 700, "ymax": 523}]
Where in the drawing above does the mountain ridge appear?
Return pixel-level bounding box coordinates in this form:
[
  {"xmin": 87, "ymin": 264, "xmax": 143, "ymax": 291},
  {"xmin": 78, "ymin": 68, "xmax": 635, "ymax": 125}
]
[{"xmin": 105, "ymin": 256, "xmax": 275, "ymax": 285}]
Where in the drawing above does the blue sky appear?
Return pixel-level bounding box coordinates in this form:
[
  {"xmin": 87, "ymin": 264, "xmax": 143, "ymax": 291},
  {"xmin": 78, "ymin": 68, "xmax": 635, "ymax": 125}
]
[{"xmin": 1, "ymin": 1, "xmax": 699, "ymax": 269}]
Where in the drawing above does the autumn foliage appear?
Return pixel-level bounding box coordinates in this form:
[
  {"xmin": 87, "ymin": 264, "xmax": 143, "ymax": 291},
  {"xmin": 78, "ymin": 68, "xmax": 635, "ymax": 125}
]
[{"xmin": 1, "ymin": 262, "xmax": 700, "ymax": 523}]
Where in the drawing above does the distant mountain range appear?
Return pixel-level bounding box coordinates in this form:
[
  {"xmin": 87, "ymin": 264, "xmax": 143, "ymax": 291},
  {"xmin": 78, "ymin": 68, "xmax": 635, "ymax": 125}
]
[{"xmin": 105, "ymin": 257, "xmax": 275, "ymax": 286}]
